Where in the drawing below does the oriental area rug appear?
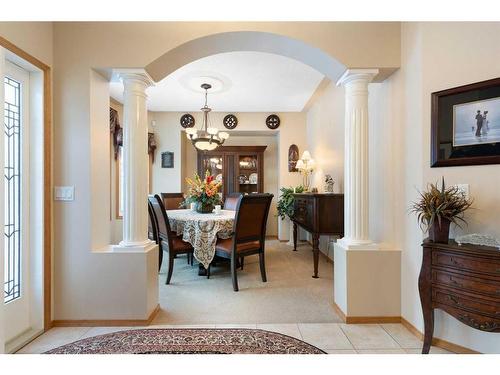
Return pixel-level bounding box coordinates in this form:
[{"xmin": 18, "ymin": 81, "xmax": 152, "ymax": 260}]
[{"xmin": 45, "ymin": 328, "xmax": 325, "ymax": 354}]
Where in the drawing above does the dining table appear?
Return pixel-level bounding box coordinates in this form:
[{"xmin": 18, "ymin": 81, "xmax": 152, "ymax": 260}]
[{"xmin": 167, "ymin": 209, "xmax": 236, "ymax": 270}]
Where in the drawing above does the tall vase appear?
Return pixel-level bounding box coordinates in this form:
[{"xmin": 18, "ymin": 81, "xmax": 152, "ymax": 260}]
[{"xmin": 428, "ymin": 218, "xmax": 451, "ymax": 243}]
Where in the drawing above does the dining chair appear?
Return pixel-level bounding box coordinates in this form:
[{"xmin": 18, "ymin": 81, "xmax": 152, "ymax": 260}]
[
  {"xmin": 223, "ymin": 193, "xmax": 242, "ymax": 210},
  {"xmin": 148, "ymin": 201, "xmax": 162, "ymax": 271},
  {"xmin": 148, "ymin": 194, "xmax": 194, "ymax": 284},
  {"xmin": 160, "ymin": 192, "xmax": 185, "ymax": 210},
  {"xmin": 214, "ymin": 193, "xmax": 274, "ymax": 291}
]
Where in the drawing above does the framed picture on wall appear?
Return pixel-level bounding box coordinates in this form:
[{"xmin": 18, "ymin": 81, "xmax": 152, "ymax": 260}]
[
  {"xmin": 431, "ymin": 77, "xmax": 500, "ymax": 167},
  {"xmin": 161, "ymin": 151, "xmax": 174, "ymax": 168}
]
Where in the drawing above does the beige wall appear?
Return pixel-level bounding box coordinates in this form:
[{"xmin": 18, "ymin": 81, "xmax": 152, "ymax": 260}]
[
  {"xmin": 306, "ymin": 21, "xmax": 500, "ymax": 353},
  {"xmin": 149, "ymin": 112, "xmax": 183, "ymax": 195},
  {"xmin": 0, "ymin": 22, "xmax": 53, "ymax": 66},
  {"xmin": 305, "ymin": 82, "xmax": 344, "ymax": 257},
  {"xmin": 396, "ymin": 22, "xmax": 500, "ymax": 354},
  {"xmin": 46, "ymin": 22, "xmax": 401, "ymax": 320}
]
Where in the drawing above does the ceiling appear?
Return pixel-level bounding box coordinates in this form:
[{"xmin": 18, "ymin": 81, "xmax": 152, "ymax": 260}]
[{"xmin": 109, "ymin": 51, "xmax": 325, "ymax": 112}]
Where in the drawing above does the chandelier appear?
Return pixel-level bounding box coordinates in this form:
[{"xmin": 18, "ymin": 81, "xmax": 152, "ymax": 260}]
[{"xmin": 185, "ymin": 83, "xmax": 229, "ymax": 151}]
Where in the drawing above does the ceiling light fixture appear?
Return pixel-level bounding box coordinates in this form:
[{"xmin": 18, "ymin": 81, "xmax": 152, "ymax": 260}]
[{"xmin": 185, "ymin": 83, "xmax": 229, "ymax": 151}]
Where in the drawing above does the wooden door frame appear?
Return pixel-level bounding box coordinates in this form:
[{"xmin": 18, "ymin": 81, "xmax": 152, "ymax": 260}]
[{"xmin": 0, "ymin": 36, "xmax": 52, "ymax": 331}]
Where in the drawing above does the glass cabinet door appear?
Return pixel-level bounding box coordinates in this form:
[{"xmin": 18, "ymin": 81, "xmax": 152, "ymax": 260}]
[
  {"xmin": 200, "ymin": 154, "xmax": 224, "ymax": 180},
  {"xmin": 199, "ymin": 154, "xmax": 224, "ymax": 199},
  {"xmin": 237, "ymin": 154, "xmax": 259, "ymax": 194}
]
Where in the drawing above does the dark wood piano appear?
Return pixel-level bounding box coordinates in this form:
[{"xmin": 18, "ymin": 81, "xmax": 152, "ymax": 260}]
[{"xmin": 292, "ymin": 193, "xmax": 344, "ymax": 278}]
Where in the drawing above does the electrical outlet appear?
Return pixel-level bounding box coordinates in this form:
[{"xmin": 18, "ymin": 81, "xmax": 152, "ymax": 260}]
[
  {"xmin": 54, "ymin": 186, "xmax": 75, "ymax": 201},
  {"xmin": 454, "ymin": 184, "xmax": 469, "ymax": 199}
]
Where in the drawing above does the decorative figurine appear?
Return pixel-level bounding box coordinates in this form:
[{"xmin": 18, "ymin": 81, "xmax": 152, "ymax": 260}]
[{"xmin": 324, "ymin": 174, "xmax": 335, "ymax": 193}]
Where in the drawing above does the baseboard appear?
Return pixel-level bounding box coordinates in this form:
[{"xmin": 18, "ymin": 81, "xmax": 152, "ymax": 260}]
[
  {"xmin": 345, "ymin": 316, "xmax": 402, "ymax": 324},
  {"xmin": 333, "ymin": 303, "xmax": 400, "ymax": 324},
  {"xmin": 400, "ymin": 317, "xmax": 479, "ymax": 354},
  {"xmin": 6, "ymin": 328, "xmax": 44, "ymax": 354},
  {"xmin": 52, "ymin": 304, "xmax": 160, "ymax": 327}
]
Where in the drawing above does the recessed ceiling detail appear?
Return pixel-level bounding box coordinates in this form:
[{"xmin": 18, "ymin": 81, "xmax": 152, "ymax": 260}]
[{"xmin": 109, "ymin": 51, "xmax": 325, "ymax": 112}]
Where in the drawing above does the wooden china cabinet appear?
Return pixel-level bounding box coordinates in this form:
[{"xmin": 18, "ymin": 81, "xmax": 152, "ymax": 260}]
[{"xmin": 197, "ymin": 146, "xmax": 267, "ymax": 199}]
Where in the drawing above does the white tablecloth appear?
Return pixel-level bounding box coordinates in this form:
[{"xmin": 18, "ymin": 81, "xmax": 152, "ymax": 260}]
[{"xmin": 167, "ymin": 209, "xmax": 235, "ymax": 268}]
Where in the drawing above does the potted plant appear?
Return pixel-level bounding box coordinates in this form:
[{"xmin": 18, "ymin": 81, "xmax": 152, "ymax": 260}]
[
  {"xmin": 277, "ymin": 186, "xmax": 305, "ymax": 220},
  {"xmin": 410, "ymin": 178, "xmax": 473, "ymax": 243},
  {"xmin": 185, "ymin": 171, "xmax": 222, "ymax": 213}
]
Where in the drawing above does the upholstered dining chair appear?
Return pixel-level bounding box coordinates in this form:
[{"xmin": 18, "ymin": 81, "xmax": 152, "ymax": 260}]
[
  {"xmin": 223, "ymin": 193, "xmax": 242, "ymax": 210},
  {"xmin": 214, "ymin": 193, "xmax": 274, "ymax": 292},
  {"xmin": 148, "ymin": 201, "xmax": 162, "ymax": 271},
  {"xmin": 160, "ymin": 192, "xmax": 185, "ymax": 210},
  {"xmin": 148, "ymin": 194, "xmax": 194, "ymax": 284}
]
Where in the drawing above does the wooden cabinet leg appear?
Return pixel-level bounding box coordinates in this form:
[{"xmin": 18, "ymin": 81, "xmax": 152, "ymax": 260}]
[
  {"xmin": 421, "ymin": 308, "xmax": 434, "ymax": 354},
  {"xmin": 419, "ymin": 246, "xmax": 433, "ymax": 354},
  {"xmin": 312, "ymin": 233, "xmax": 319, "ymax": 278},
  {"xmin": 293, "ymin": 221, "xmax": 298, "ymax": 251}
]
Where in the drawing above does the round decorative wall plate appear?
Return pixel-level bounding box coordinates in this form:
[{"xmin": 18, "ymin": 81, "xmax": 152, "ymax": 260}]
[
  {"xmin": 180, "ymin": 114, "xmax": 195, "ymax": 128},
  {"xmin": 266, "ymin": 114, "xmax": 280, "ymax": 129},
  {"xmin": 223, "ymin": 114, "xmax": 238, "ymax": 129}
]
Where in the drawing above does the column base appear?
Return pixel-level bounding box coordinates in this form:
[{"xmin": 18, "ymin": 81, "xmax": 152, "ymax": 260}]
[
  {"xmin": 334, "ymin": 241, "xmax": 401, "ymax": 319},
  {"xmin": 112, "ymin": 239, "xmax": 156, "ymax": 253},
  {"xmin": 336, "ymin": 237, "xmax": 379, "ymax": 250}
]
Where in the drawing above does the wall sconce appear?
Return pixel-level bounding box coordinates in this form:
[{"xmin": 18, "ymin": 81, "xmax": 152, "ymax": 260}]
[{"xmin": 296, "ymin": 151, "xmax": 315, "ymax": 191}]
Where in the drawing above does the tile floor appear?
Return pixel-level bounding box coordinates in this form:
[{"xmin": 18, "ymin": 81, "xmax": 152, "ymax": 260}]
[{"xmin": 15, "ymin": 322, "xmax": 454, "ymax": 354}]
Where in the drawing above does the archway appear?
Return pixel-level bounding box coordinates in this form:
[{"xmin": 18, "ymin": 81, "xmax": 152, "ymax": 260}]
[
  {"xmin": 139, "ymin": 31, "xmax": 349, "ymax": 246},
  {"xmin": 145, "ymin": 31, "xmax": 346, "ymax": 83}
]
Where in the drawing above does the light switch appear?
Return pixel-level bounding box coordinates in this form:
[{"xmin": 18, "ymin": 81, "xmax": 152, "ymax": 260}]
[
  {"xmin": 54, "ymin": 186, "xmax": 75, "ymax": 201},
  {"xmin": 454, "ymin": 184, "xmax": 469, "ymax": 199}
]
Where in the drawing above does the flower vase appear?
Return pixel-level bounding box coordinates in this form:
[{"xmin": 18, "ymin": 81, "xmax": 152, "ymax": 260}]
[{"xmin": 196, "ymin": 202, "xmax": 214, "ymax": 214}]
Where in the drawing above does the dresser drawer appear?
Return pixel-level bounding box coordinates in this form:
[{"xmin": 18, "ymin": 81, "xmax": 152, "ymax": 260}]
[
  {"xmin": 432, "ymin": 269, "xmax": 500, "ymax": 297},
  {"xmin": 441, "ymin": 305, "xmax": 500, "ymax": 332},
  {"xmin": 432, "ymin": 251, "xmax": 500, "ymax": 276},
  {"xmin": 432, "ymin": 288, "xmax": 500, "ymax": 318}
]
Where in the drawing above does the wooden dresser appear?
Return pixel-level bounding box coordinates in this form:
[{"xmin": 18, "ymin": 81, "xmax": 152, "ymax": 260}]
[
  {"xmin": 419, "ymin": 240, "xmax": 500, "ymax": 353},
  {"xmin": 292, "ymin": 193, "xmax": 344, "ymax": 278}
]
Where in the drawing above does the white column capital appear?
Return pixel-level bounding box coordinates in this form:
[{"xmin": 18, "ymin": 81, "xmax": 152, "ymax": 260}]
[
  {"xmin": 116, "ymin": 69, "xmax": 154, "ymax": 96},
  {"xmin": 336, "ymin": 69, "xmax": 379, "ymax": 87}
]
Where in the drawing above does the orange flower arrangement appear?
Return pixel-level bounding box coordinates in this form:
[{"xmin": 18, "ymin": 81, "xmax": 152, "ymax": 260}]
[{"xmin": 185, "ymin": 171, "xmax": 222, "ymax": 213}]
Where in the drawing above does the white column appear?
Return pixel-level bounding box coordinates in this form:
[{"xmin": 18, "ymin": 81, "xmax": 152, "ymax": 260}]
[
  {"xmin": 117, "ymin": 72, "xmax": 154, "ymax": 249},
  {"xmin": 337, "ymin": 69, "xmax": 378, "ymax": 249}
]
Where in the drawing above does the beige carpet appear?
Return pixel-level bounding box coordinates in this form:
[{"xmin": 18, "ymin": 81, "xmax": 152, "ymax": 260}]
[{"xmin": 153, "ymin": 240, "xmax": 342, "ymax": 324}]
